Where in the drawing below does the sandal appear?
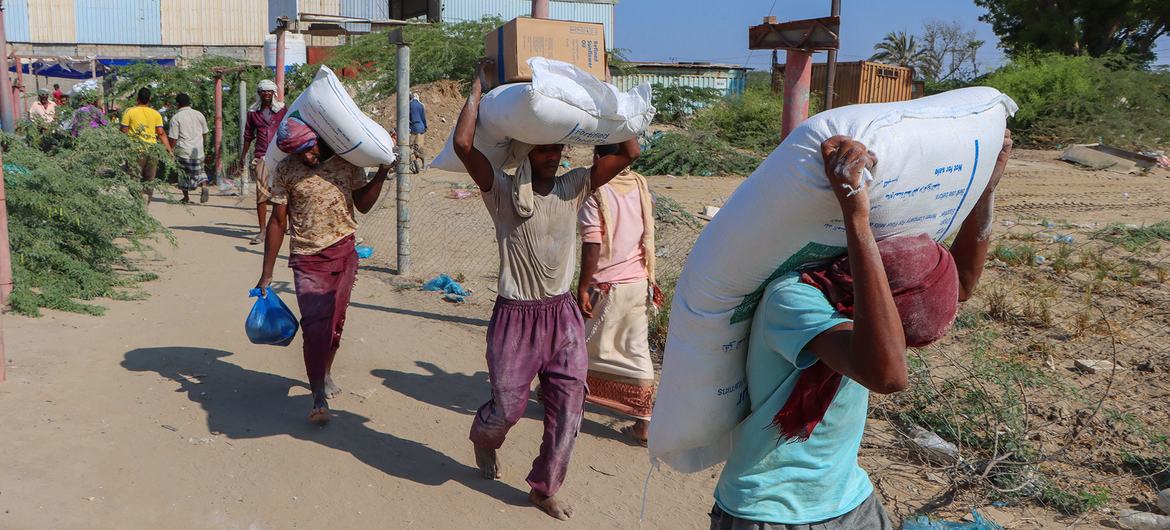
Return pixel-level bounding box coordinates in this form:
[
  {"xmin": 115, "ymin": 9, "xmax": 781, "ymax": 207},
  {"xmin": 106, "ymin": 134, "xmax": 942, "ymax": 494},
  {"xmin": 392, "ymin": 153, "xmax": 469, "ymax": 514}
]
[
  {"xmin": 199, "ymin": 186, "xmax": 210, "ymax": 203},
  {"xmin": 620, "ymin": 425, "xmax": 648, "ymax": 447}
]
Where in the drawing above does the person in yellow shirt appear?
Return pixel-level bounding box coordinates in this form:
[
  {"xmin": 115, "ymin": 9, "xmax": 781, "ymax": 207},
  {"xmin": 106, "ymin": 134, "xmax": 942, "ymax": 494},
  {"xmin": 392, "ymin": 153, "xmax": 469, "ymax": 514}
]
[{"xmin": 120, "ymin": 87, "xmax": 172, "ymax": 203}]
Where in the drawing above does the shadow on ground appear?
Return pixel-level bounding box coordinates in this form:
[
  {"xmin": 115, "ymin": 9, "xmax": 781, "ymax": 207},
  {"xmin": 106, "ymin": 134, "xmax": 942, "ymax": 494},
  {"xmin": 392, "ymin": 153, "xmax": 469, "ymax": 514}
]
[
  {"xmin": 120, "ymin": 346, "xmax": 528, "ymax": 506},
  {"xmin": 374, "ymin": 361, "xmax": 634, "ymax": 446}
]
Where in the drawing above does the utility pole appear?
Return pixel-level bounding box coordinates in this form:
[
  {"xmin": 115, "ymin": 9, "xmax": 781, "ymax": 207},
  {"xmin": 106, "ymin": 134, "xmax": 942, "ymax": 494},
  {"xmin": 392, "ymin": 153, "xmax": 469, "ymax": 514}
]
[
  {"xmin": 238, "ymin": 79, "xmax": 247, "ymax": 184},
  {"xmin": 823, "ymin": 0, "xmax": 841, "ymax": 110},
  {"xmin": 0, "ymin": 0, "xmax": 12, "ymax": 382},
  {"xmin": 532, "ymin": 0, "xmax": 549, "ymax": 18},
  {"xmin": 0, "ymin": 0, "xmax": 14, "ymax": 133},
  {"xmin": 392, "ymin": 28, "xmax": 411, "ymax": 274},
  {"xmin": 274, "ymin": 17, "xmax": 289, "ymax": 102}
]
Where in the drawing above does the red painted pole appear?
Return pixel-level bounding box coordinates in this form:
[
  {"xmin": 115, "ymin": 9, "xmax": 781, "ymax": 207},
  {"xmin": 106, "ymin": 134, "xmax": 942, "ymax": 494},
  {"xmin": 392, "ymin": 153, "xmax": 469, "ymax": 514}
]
[
  {"xmin": 782, "ymin": 50, "xmax": 813, "ymax": 139},
  {"xmin": 0, "ymin": 0, "xmax": 13, "ymax": 382},
  {"xmin": 214, "ymin": 75, "xmax": 224, "ymax": 184},
  {"xmin": 274, "ymin": 27, "xmax": 287, "ymax": 102},
  {"xmin": 532, "ymin": 0, "xmax": 549, "ymax": 18}
]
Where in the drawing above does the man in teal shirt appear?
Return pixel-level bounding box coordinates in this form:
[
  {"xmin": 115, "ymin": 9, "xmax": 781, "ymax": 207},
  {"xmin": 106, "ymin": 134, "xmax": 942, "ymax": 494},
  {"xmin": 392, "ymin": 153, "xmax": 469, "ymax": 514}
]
[{"xmin": 712, "ymin": 131, "xmax": 1012, "ymax": 529}]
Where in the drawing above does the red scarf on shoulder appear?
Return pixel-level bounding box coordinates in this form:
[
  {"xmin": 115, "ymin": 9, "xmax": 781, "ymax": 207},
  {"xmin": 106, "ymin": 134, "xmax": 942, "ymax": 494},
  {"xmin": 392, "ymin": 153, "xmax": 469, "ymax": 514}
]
[{"xmin": 772, "ymin": 234, "xmax": 960, "ymax": 442}]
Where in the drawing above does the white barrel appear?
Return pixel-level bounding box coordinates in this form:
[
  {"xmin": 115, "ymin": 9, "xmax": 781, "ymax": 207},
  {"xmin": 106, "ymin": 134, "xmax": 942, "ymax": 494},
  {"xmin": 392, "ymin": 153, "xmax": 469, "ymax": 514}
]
[{"xmin": 264, "ymin": 34, "xmax": 307, "ymax": 71}]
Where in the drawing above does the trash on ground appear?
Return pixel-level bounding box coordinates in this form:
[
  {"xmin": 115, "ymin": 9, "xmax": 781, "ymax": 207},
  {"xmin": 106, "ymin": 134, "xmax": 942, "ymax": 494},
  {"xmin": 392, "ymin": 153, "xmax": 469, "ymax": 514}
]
[
  {"xmin": 902, "ymin": 510, "xmax": 1002, "ymax": 529},
  {"xmin": 902, "ymin": 424, "xmax": 960, "ymax": 465},
  {"xmin": 355, "ymin": 245, "xmax": 374, "ymax": 259},
  {"xmin": 1074, "ymin": 359, "xmax": 1122, "ymax": 374},
  {"xmin": 448, "ymin": 189, "xmax": 476, "ymax": 200},
  {"xmin": 443, "ymin": 293, "xmax": 465, "ymax": 304},
  {"xmin": 422, "ymin": 274, "xmax": 471, "ymax": 297},
  {"xmin": 1118, "ymin": 509, "xmax": 1170, "ymax": 530},
  {"xmin": 1060, "ymin": 144, "xmax": 1160, "ymax": 173}
]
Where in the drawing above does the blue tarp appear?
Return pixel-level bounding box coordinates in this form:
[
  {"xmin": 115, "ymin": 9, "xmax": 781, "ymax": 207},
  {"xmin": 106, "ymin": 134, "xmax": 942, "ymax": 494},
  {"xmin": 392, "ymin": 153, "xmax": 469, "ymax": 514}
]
[{"xmin": 8, "ymin": 58, "xmax": 177, "ymax": 79}]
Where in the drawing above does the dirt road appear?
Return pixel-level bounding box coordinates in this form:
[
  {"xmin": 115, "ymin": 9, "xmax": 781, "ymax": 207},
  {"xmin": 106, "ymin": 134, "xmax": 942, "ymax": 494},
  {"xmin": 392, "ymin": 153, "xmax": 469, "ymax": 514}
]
[{"xmin": 0, "ymin": 197, "xmax": 713, "ymax": 530}]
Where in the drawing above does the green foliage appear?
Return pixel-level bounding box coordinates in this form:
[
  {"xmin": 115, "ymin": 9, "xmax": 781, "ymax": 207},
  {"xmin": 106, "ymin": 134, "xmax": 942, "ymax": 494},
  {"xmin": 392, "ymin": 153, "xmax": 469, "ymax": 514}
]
[
  {"xmin": 974, "ymin": 0, "xmax": 1168, "ymax": 63},
  {"xmin": 653, "ymin": 195, "xmax": 702, "ymax": 229},
  {"xmin": 1037, "ymin": 483, "xmax": 1111, "ymax": 515},
  {"xmin": 4, "ymin": 127, "xmax": 169, "ymax": 316},
  {"xmin": 110, "ymin": 56, "xmax": 289, "ymax": 174},
  {"xmin": 992, "ymin": 242, "xmax": 1037, "ymax": 266},
  {"xmin": 651, "ymin": 84, "xmax": 722, "ymax": 125},
  {"xmin": 691, "ymin": 84, "xmax": 805, "ymax": 155},
  {"xmin": 1092, "ymin": 222, "xmax": 1170, "ymax": 252},
  {"xmin": 870, "ymin": 30, "xmax": 931, "ymax": 68},
  {"xmin": 647, "ymin": 275, "xmax": 676, "ymax": 355},
  {"xmin": 982, "ymin": 53, "xmax": 1170, "ymax": 149},
  {"xmin": 633, "ymin": 131, "xmax": 760, "ymax": 176},
  {"xmin": 325, "ymin": 18, "xmax": 502, "ymax": 103}
]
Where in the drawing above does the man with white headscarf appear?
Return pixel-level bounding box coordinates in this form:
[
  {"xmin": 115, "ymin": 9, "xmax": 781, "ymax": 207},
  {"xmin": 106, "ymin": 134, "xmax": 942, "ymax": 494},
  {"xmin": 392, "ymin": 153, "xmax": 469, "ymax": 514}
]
[
  {"xmin": 452, "ymin": 58, "xmax": 640, "ymax": 522},
  {"xmin": 239, "ymin": 79, "xmax": 287, "ymax": 244}
]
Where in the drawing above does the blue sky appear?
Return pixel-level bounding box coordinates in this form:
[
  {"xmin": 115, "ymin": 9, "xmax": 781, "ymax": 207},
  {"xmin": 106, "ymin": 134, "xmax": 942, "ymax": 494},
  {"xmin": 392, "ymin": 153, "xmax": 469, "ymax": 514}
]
[{"xmin": 614, "ymin": 0, "xmax": 1170, "ymax": 72}]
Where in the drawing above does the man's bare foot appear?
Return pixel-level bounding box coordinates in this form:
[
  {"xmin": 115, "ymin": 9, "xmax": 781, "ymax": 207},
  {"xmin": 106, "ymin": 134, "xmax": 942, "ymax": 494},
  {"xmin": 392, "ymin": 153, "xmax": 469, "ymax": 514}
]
[
  {"xmin": 529, "ymin": 490, "xmax": 573, "ymax": 520},
  {"xmin": 324, "ymin": 374, "xmax": 341, "ymax": 399},
  {"xmin": 474, "ymin": 446, "xmax": 501, "ymax": 479},
  {"xmin": 621, "ymin": 419, "xmax": 649, "ymax": 447},
  {"xmin": 309, "ymin": 390, "xmax": 330, "ymax": 425}
]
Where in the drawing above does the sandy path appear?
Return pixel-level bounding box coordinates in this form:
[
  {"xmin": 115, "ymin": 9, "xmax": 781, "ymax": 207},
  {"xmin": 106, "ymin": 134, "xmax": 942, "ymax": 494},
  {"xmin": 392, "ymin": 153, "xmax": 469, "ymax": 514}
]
[{"xmin": 0, "ymin": 196, "xmax": 713, "ymax": 530}]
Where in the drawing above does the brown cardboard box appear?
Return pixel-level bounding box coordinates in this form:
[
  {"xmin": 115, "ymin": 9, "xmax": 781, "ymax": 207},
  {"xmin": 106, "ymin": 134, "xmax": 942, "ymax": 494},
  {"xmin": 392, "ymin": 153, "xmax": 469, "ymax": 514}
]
[{"xmin": 484, "ymin": 17, "xmax": 607, "ymax": 86}]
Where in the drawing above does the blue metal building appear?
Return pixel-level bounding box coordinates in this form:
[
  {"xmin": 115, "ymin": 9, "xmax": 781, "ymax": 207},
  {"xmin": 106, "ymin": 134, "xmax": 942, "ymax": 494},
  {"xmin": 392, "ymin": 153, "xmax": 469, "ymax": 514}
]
[{"xmin": 614, "ymin": 62, "xmax": 749, "ymax": 99}]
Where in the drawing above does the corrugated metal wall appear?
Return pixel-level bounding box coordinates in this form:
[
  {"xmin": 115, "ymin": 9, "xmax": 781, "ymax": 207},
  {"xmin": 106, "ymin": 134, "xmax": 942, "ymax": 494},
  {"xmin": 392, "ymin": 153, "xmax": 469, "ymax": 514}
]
[
  {"xmin": 442, "ymin": 0, "xmax": 615, "ymax": 50},
  {"xmin": 614, "ymin": 67, "xmax": 747, "ymax": 98},
  {"xmin": 30, "ymin": 0, "xmax": 76, "ymax": 43},
  {"xmin": 75, "ymin": 0, "xmax": 162, "ymax": 45},
  {"xmin": 162, "ymin": 0, "xmax": 268, "ymax": 46},
  {"xmin": 4, "ymin": 0, "xmax": 30, "ymax": 43},
  {"xmin": 808, "ymin": 61, "xmax": 913, "ymax": 106},
  {"xmin": 341, "ymin": 0, "xmax": 389, "ymax": 33},
  {"xmin": 298, "ymin": 0, "xmax": 342, "ymax": 46}
]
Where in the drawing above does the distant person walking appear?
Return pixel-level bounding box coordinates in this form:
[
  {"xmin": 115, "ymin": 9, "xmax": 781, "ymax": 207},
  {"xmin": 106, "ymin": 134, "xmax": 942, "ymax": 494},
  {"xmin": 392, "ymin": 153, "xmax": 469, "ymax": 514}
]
[
  {"xmin": 168, "ymin": 93, "xmax": 211, "ymax": 204},
  {"xmin": 409, "ymin": 92, "xmax": 428, "ymax": 169},
  {"xmin": 120, "ymin": 87, "xmax": 172, "ymax": 204},
  {"xmin": 240, "ymin": 79, "xmax": 288, "ymax": 245},
  {"xmin": 71, "ymin": 94, "xmax": 108, "ymax": 135},
  {"xmin": 29, "ymin": 89, "xmax": 57, "ymax": 127}
]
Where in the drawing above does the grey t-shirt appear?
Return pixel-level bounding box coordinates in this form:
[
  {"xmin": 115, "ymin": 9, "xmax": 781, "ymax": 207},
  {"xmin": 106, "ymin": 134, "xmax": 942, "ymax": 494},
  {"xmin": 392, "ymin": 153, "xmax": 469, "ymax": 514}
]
[
  {"xmin": 483, "ymin": 167, "xmax": 592, "ymax": 301},
  {"xmin": 168, "ymin": 107, "xmax": 209, "ymax": 160}
]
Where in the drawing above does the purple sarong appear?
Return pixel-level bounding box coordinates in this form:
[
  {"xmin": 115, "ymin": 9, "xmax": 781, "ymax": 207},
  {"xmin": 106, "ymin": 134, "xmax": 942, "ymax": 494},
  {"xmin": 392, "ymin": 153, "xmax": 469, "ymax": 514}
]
[
  {"xmin": 289, "ymin": 234, "xmax": 358, "ymax": 384},
  {"xmin": 470, "ymin": 292, "xmax": 587, "ymax": 498}
]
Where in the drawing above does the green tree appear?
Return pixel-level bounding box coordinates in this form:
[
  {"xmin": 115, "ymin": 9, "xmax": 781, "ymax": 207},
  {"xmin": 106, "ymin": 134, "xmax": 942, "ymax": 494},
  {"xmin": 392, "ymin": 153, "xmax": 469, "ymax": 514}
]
[
  {"xmin": 974, "ymin": 0, "xmax": 1170, "ymax": 64},
  {"xmin": 870, "ymin": 30, "xmax": 930, "ymax": 69}
]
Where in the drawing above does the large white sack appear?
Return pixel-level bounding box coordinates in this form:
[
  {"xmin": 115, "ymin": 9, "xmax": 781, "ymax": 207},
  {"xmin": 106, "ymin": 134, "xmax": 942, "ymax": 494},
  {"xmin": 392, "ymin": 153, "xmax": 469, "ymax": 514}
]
[
  {"xmin": 264, "ymin": 65, "xmax": 397, "ymax": 170},
  {"xmin": 648, "ymin": 87, "xmax": 1018, "ymax": 473},
  {"xmin": 431, "ymin": 57, "xmax": 654, "ymax": 173}
]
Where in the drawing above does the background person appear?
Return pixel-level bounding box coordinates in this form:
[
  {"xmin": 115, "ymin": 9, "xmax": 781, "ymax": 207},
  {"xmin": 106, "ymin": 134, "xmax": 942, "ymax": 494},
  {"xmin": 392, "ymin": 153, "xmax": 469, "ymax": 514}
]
[
  {"xmin": 120, "ymin": 87, "xmax": 172, "ymax": 204},
  {"xmin": 168, "ymin": 93, "xmax": 211, "ymax": 204},
  {"xmin": 240, "ymin": 79, "xmax": 288, "ymax": 244},
  {"xmin": 576, "ymin": 145, "xmax": 661, "ymax": 446}
]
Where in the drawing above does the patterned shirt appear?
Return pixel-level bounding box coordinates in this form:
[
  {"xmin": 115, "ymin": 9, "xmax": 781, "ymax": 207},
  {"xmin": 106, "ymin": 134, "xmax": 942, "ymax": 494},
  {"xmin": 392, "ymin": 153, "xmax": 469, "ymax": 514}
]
[{"xmin": 269, "ymin": 156, "xmax": 370, "ymax": 255}]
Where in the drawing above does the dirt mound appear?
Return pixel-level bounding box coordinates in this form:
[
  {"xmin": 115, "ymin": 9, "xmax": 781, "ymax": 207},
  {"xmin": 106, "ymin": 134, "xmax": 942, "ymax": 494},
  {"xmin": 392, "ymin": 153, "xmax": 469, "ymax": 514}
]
[{"xmin": 362, "ymin": 79, "xmax": 466, "ymax": 162}]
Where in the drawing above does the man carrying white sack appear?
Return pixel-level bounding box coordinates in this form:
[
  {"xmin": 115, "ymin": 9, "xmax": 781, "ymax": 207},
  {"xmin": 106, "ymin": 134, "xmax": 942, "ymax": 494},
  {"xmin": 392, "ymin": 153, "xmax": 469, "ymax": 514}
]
[
  {"xmin": 710, "ymin": 130, "xmax": 1011, "ymax": 529},
  {"xmin": 576, "ymin": 145, "xmax": 662, "ymax": 446},
  {"xmin": 453, "ymin": 58, "xmax": 640, "ymax": 521}
]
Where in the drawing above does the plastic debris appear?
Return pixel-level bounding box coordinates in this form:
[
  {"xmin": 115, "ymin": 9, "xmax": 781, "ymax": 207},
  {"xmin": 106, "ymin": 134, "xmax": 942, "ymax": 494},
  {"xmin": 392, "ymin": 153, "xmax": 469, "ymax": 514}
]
[
  {"xmin": 1118, "ymin": 510, "xmax": 1170, "ymax": 530},
  {"xmin": 903, "ymin": 425, "xmax": 960, "ymax": 465},
  {"xmin": 355, "ymin": 245, "xmax": 374, "ymax": 259},
  {"xmin": 448, "ymin": 189, "xmax": 476, "ymax": 199},
  {"xmin": 1057, "ymin": 234, "xmax": 1075, "ymax": 244},
  {"xmin": 443, "ymin": 293, "xmax": 465, "ymax": 304},
  {"xmin": 1033, "ymin": 255, "xmax": 1046, "ymax": 265},
  {"xmin": 1074, "ymin": 359, "xmax": 1121, "ymax": 374},
  {"xmin": 422, "ymin": 274, "xmax": 471, "ymax": 297},
  {"xmin": 903, "ymin": 510, "xmax": 1002, "ymax": 529}
]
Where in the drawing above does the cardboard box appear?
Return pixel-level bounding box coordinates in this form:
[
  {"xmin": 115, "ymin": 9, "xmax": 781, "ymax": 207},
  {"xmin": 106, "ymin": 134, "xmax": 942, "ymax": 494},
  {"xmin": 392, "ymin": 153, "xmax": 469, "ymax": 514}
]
[{"xmin": 484, "ymin": 17, "xmax": 607, "ymax": 86}]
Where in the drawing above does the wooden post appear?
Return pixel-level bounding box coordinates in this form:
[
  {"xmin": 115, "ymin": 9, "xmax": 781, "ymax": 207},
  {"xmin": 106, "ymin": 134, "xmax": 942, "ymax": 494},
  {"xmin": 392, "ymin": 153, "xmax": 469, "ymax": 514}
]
[
  {"xmin": 213, "ymin": 74, "xmax": 224, "ymax": 185},
  {"xmin": 823, "ymin": 0, "xmax": 841, "ymax": 110},
  {"xmin": 782, "ymin": 50, "xmax": 812, "ymax": 138}
]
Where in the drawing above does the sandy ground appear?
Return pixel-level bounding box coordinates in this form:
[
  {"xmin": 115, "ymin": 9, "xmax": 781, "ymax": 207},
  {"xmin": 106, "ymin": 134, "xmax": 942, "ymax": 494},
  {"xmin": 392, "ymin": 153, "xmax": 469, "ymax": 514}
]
[
  {"xmin": 0, "ymin": 196, "xmax": 714, "ymax": 530},
  {"xmin": 2, "ymin": 150, "xmax": 1167, "ymax": 529}
]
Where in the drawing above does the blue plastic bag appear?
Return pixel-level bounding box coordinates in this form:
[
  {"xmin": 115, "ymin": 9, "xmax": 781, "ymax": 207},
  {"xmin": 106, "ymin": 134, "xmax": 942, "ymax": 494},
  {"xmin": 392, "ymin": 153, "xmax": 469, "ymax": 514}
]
[
  {"xmin": 422, "ymin": 274, "xmax": 471, "ymax": 297},
  {"xmin": 355, "ymin": 245, "xmax": 374, "ymax": 259},
  {"xmin": 902, "ymin": 510, "xmax": 1001, "ymax": 530},
  {"xmin": 245, "ymin": 287, "xmax": 299, "ymax": 346}
]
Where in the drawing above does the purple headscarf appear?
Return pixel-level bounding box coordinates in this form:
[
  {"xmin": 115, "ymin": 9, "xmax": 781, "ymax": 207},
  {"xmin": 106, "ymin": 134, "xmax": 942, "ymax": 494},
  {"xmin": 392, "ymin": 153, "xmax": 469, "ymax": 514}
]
[{"xmin": 276, "ymin": 117, "xmax": 318, "ymax": 154}]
